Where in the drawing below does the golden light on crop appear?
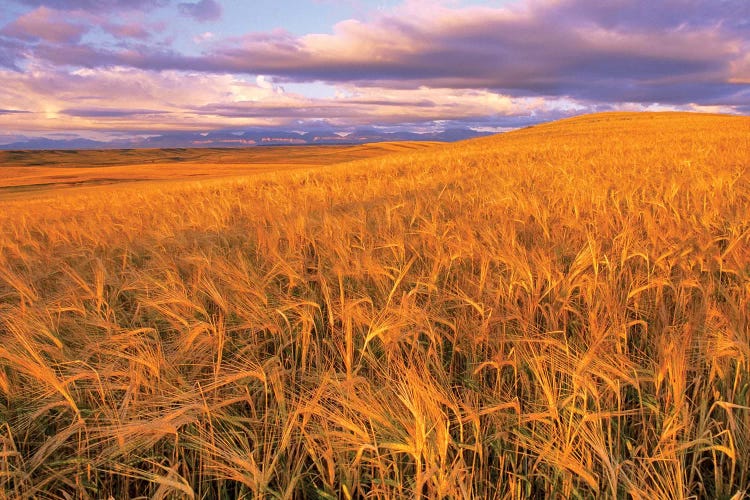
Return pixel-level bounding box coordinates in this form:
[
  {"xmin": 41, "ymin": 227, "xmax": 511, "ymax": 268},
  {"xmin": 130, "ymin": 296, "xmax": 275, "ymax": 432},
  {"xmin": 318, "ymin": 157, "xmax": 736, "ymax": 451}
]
[{"xmin": 0, "ymin": 112, "xmax": 749, "ymax": 498}]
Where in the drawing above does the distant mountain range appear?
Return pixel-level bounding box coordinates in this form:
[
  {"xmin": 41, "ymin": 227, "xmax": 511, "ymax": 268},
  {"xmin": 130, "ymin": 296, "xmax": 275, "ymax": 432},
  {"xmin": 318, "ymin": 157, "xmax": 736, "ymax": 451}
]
[{"xmin": 0, "ymin": 127, "xmax": 494, "ymax": 150}]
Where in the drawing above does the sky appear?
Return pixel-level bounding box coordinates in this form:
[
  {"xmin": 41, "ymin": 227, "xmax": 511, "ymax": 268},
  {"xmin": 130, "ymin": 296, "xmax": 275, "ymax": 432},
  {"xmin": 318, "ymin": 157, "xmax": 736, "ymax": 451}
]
[{"xmin": 0, "ymin": 0, "xmax": 749, "ymax": 145}]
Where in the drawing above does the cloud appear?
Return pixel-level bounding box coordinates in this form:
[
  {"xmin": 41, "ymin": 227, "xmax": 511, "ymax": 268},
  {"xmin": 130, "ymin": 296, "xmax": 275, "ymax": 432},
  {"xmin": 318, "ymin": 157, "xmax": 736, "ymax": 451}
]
[
  {"xmin": 1, "ymin": 6, "xmax": 89, "ymax": 43},
  {"xmin": 0, "ymin": 0, "xmax": 748, "ymax": 141},
  {"xmin": 0, "ymin": 66, "xmax": 303, "ymax": 135},
  {"xmin": 102, "ymin": 22, "xmax": 152, "ymax": 40},
  {"xmin": 60, "ymin": 108, "xmax": 168, "ymax": 118},
  {"xmin": 255, "ymin": 75, "xmax": 281, "ymax": 91},
  {"xmin": 13, "ymin": 0, "xmax": 747, "ymax": 108},
  {"xmin": 541, "ymin": 0, "xmax": 750, "ymax": 34},
  {"xmin": 193, "ymin": 31, "xmax": 215, "ymax": 44},
  {"xmin": 0, "ymin": 65, "xmax": 555, "ymax": 136},
  {"xmin": 180, "ymin": 0, "xmax": 745, "ymax": 105},
  {"xmin": 178, "ymin": 0, "xmax": 222, "ymax": 22},
  {"xmin": 193, "ymin": 85, "xmax": 545, "ymax": 125},
  {"xmin": 0, "ymin": 37, "xmax": 25, "ymax": 69},
  {"xmin": 730, "ymin": 53, "xmax": 750, "ymax": 84},
  {"xmin": 12, "ymin": 0, "xmax": 168, "ymax": 12}
]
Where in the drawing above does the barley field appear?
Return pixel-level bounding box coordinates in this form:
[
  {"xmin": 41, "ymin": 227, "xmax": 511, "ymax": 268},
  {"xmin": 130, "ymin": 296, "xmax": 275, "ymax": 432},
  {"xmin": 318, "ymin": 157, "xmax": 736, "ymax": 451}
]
[
  {"xmin": 1, "ymin": 112, "xmax": 749, "ymax": 499},
  {"xmin": 0, "ymin": 142, "xmax": 438, "ymax": 199}
]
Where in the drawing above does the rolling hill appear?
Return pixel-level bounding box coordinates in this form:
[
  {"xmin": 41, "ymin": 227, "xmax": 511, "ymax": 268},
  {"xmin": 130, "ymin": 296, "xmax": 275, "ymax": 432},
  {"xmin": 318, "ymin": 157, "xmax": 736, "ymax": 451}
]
[{"xmin": 0, "ymin": 112, "xmax": 749, "ymax": 498}]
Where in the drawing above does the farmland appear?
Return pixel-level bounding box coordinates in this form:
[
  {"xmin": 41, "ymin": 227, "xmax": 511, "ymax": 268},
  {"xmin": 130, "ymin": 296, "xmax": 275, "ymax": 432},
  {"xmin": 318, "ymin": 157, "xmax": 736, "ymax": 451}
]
[
  {"xmin": 0, "ymin": 142, "xmax": 438, "ymax": 198},
  {"xmin": 1, "ymin": 112, "xmax": 749, "ymax": 498}
]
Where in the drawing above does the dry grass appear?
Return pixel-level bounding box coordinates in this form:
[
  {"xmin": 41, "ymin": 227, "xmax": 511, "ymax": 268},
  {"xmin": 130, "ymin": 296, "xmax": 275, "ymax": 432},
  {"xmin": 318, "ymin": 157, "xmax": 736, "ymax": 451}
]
[
  {"xmin": 0, "ymin": 142, "xmax": 439, "ymax": 197},
  {"xmin": 0, "ymin": 112, "xmax": 749, "ymax": 498}
]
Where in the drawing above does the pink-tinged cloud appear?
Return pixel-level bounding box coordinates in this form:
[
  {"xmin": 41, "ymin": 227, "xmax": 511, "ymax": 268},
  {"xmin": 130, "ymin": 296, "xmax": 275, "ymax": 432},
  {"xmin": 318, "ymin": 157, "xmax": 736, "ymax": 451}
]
[
  {"xmin": 103, "ymin": 23, "xmax": 152, "ymax": 40},
  {"xmin": 0, "ymin": 0, "xmax": 749, "ymax": 143},
  {"xmin": 0, "ymin": 66, "xmax": 557, "ymax": 136},
  {"xmin": 187, "ymin": 0, "xmax": 747, "ymax": 105},
  {"xmin": 1, "ymin": 6, "xmax": 88, "ymax": 44},
  {"xmin": 178, "ymin": 0, "xmax": 222, "ymax": 22},
  {"xmin": 10, "ymin": 0, "xmax": 749, "ymax": 108},
  {"xmin": 14, "ymin": 0, "xmax": 168, "ymax": 12},
  {"xmin": 730, "ymin": 54, "xmax": 750, "ymax": 84}
]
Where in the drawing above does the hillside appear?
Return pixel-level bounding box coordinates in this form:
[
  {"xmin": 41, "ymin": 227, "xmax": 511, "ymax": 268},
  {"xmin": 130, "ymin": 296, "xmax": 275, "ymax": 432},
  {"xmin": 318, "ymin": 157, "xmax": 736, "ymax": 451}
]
[{"xmin": 1, "ymin": 112, "xmax": 749, "ymax": 498}]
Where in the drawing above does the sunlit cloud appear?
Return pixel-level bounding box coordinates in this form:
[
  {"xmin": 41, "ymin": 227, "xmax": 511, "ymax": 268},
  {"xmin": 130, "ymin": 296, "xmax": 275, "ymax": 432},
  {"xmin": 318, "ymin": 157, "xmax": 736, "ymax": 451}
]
[
  {"xmin": 0, "ymin": 0, "xmax": 748, "ymax": 145},
  {"xmin": 103, "ymin": 22, "xmax": 153, "ymax": 40},
  {"xmin": 1, "ymin": 7, "xmax": 89, "ymax": 43},
  {"xmin": 0, "ymin": 66, "xmax": 559, "ymax": 137},
  {"xmin": 193, "ymin": 31, "xmax": 215, "ymax": 44}
]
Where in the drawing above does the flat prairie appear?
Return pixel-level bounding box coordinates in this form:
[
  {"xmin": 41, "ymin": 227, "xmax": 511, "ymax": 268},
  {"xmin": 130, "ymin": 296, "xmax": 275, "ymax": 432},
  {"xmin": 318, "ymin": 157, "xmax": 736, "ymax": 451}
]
[
  {"xmin": 1, "ymin": 112, "xmax": 749, "ymax": 499},
  {"xmin": 0, "ymin": 142, "xmax": 439, "ymax": 197}
]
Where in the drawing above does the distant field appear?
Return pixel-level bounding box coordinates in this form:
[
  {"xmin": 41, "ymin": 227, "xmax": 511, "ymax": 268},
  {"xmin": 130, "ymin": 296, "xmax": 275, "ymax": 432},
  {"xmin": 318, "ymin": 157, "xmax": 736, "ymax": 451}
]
[
  {"xmin": 1, "ymin": 112, "xmax": 749, "ymax": 498},
  {"xmin": 0, "ymin": 141, "xmax": 441, "ymax": 196}
]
